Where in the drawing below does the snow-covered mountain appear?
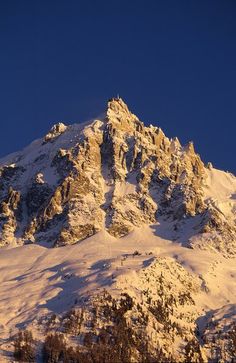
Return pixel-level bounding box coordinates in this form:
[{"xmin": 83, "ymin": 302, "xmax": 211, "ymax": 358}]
[
  {"xmin": 0, "ymin": 98, "xmax": 235, "ymax": 362},
  {"xmin": 0, "ymin": 98, "xmax": 235, "ymax": 254}
]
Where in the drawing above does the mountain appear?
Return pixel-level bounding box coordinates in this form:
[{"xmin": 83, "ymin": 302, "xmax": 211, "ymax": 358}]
[
  {"xmin": 0, "ymin": 98, "xmax": 236, "ymax": 362},
  {"xmin": 0, "ymin": 98, "xmax": 235, "ymax": 254}
]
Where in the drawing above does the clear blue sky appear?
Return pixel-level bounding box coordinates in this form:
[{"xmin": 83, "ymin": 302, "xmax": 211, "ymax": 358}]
[{"xmin": 0, "ymin": 0, "xmax": 235, "ymax": 173}]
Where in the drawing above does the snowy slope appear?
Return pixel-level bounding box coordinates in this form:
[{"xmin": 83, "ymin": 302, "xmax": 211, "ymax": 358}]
[
  {"xmin": 0, "ymin": 98, "xmax": 235, "ymax": 361},
  {"xmin": 203, "ymin": 167, "xmax": 236, "ymax": 219},
  {"xmin": 0, "ymin": 227, "xmax": 236, "ymax": 360}
]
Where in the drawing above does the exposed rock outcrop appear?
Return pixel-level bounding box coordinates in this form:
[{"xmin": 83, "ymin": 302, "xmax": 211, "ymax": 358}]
[{"xmin": 0, "ymin": 98, "xmax": 235, "ymax": 254}]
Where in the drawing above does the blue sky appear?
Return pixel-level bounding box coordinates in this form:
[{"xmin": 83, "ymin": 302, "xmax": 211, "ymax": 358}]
[{"xmin": 0, "ymin": 0, "xmax": 235, "ymax": 173}]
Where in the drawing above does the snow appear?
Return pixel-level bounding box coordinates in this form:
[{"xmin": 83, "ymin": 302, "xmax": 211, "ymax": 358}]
[
  {"xmin": 1, "ymin": 225, "xmax": 236, "ymax": 359},
  {"xmin": 0, "ymin": 103, "xmax": 235, "ymax": 360},
  {"xmin": 0, "ymin": 119, "xmax": 94, "ymax": 190},
  {"xmin": 114, "ymin": 181, "xmax": 137, "ymax": 197},
  {"xmin": 1, "ymin": 167, "xmax": 236, "ymax": 356},
  {"xmin": 203, "ymin": 167, "xmax": 236, "ymax": 218},
  {"xmin": 0, "ymin": 117, "xmax": 104, "ymax": 254}
]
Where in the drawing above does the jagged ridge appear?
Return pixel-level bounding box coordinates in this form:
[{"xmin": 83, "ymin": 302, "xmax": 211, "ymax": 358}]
[{"xmin": 0, "ymin": 98, "xmax": 235, "ymax": 255}]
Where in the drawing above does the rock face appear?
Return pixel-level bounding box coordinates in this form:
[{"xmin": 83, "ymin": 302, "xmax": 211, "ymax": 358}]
[{"xmin": 0, "ymin": 98, "xmax": 235, "ymax": 253}]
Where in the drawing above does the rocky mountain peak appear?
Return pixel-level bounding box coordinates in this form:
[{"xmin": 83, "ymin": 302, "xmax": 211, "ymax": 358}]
[
  {"xmin": 44, "ymin": 122, "xmax": 67, "ymax": 143},
  {"xmin": 107, "ymin": 97, "xmax": 133, "ymax": 120},
  {"xmin": 106, "ymin": 97, "xmax": 142, "ymax": 132},
  {"xmin": 0, "ymin": 99, "xmax": 236, "ymax": 363},
  {"xmin": 0, "ymin": 99, "xmax": 235, "ymax": 256}
]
